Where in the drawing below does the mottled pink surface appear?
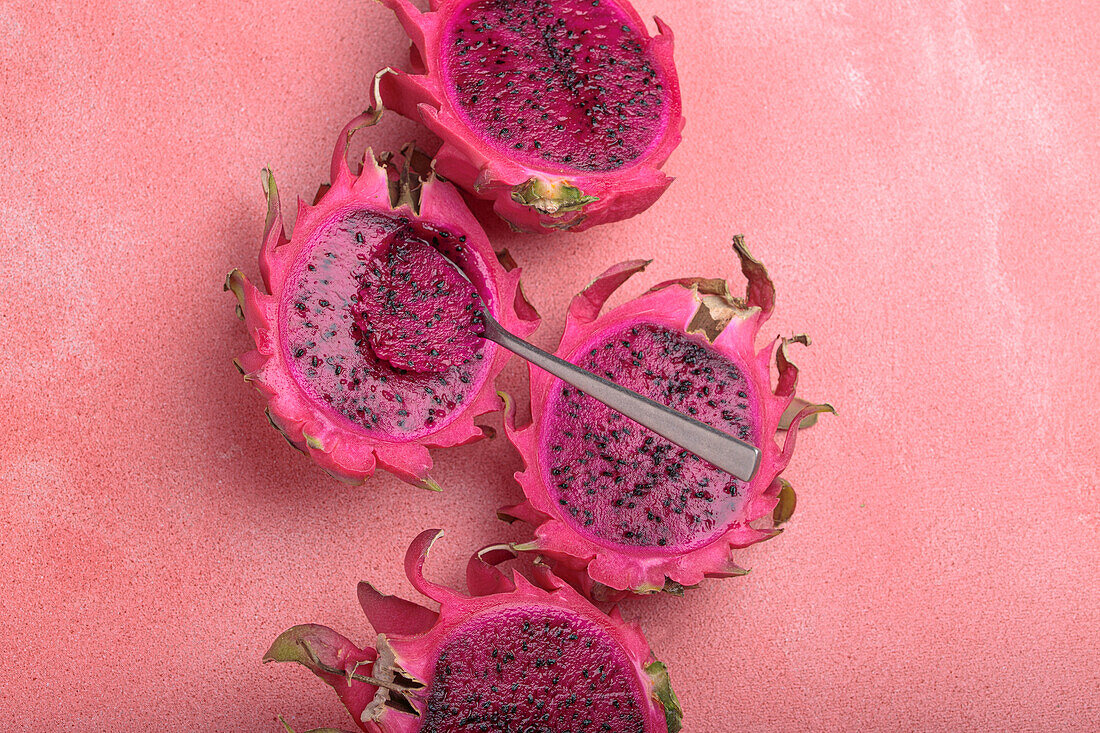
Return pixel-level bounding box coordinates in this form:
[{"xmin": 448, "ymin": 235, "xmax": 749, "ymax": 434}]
[{"xmin": 1, "ymin": 0, "xmax": 1097, "ymax": 730}]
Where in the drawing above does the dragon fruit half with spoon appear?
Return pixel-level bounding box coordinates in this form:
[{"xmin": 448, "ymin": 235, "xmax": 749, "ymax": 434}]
[
  {"xmin": 501, "ymin": 238, "xmax": 832, "ymax": 598},
  {"xmin": 226, "ymin": 105, "xmax": 538, "ymax": 490}
]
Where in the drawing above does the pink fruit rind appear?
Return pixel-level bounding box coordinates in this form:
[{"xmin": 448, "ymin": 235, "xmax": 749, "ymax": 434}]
[
  {"xmin": 264, "ymin": 623, "xmax": 379, "ymax": 728},
  {"xmin": 378, "ymin": 0, "xmax": 684, "ymax": 233},
  {"xmin": 502, "ymin": 237, "xmax": 833, "ymax": 595},
  {"xmin": 227, "ymin": 110, "xmax": 538, "ymax": 490},
  {"xmin": 266, "ymin": 529, "xmax": 683, "ymax": 732}
]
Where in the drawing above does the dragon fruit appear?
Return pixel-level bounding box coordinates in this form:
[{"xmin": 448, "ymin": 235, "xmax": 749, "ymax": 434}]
[
  {"xmin": 226, "ymin": 110, "xmax": 538, "ymax": 490},
  {"xmin": 378, "ymin": 0, "xmax": 684, "ymax": 233},
  {"xmin": 501, "ymin": 237, "xmax": 832, "ymax": 597},
  {"xmin": 266, "ymin": 529, "xmax": 683, "ymax": 732}
]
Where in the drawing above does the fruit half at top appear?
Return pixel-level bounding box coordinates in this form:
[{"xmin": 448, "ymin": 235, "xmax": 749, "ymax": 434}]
[{"xmin": 380, "ymin": 0, "xmax": 684, "ymax": 233}]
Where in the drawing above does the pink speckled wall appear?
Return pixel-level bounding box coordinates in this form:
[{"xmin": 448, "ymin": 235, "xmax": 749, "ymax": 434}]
[{"xmin": 1, "ymin": 0, "xmax": 1097, "ymax": 730}]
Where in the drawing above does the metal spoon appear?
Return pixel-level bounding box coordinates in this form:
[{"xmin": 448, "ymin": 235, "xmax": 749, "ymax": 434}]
[{"xmin": 478, "ymin": 310, "xmax": 762, "ymax": 482}]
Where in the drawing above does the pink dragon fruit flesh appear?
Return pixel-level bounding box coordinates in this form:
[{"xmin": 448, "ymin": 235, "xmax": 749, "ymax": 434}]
[
  {"xmin": 501, "ymin": 237, "xmax": 833, "ymax": 597},
  {"xmin": 379, "ymin": 0, "xmax": 684, "ymax": 233},
  {"xmin": 266, "ymin": 529, "xmax": 683, "ymax": 732},
  {"xmin": 226, "ymin": 111, "xmax": 538, "ymax": 490}
]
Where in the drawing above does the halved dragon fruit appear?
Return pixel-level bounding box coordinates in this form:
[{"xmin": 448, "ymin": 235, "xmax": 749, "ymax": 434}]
[
  {"xmin": 266, "ymin": 529, "xmax": 683, "ymax": 732},
  {"xmin": 226, "ymin": 111, "xmax": 538, "ymax": 490},
  {"xmin": 501, "ymin": 237, "xmax": 832, "ymax": 597},
  {"xmin": 379, "ymin": 0, "xmax": 684, "ymax": 233}
]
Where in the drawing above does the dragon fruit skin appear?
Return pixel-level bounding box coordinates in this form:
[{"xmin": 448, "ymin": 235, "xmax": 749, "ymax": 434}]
[
  {"xmin": 265, "ymin": 529, "xmax": 683, "ymax": 732},
  {"xmin": 226, "ymin": 112, "xmax": 538, "ymax": 490},
  {"xmin": 379, "ymin": 0, "xmax": 684, "ymax": 233},
  {"xmin": 502, "ymin": 238, "xmax": 832, "ymax": 596}
]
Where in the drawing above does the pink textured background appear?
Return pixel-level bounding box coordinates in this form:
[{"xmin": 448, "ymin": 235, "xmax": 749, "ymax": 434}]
[{"xmin": 1, "ymin": 0, "xmax": 1097, "ymax": 730}]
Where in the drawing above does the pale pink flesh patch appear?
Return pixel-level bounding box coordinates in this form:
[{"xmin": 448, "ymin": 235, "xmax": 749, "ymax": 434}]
[
  {"xmin": 540, "ymin": 323, "xmax": 759, "ymax": 552},
  {"xmin": 420, "ymin": 604, "xmax": 645, "ymax": 731},
  {"xmin": 281, "ymin": 211, "xmax": 491, "ymax": 438},
  {"xmin": 441, "ymin": 0, "xmax": 669, "ymax": 172},
  {"xmin": 355, "ymin": 237, "xmax": 485, "ymax": 373}
]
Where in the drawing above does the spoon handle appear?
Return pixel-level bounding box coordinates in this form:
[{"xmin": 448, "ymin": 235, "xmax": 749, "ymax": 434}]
[{"xmin": 480, "ymin": 315, "xmax": 761, "ymax": 482}]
